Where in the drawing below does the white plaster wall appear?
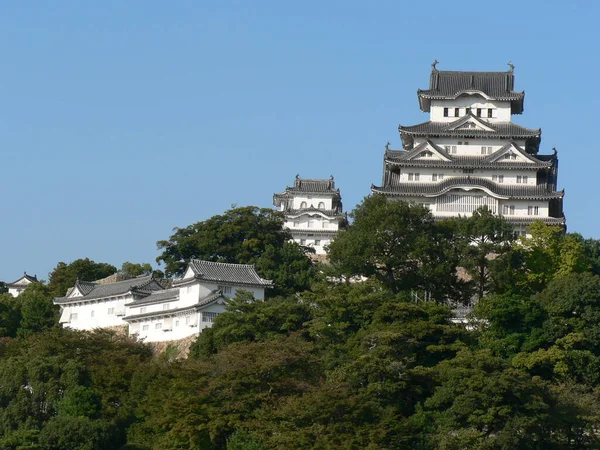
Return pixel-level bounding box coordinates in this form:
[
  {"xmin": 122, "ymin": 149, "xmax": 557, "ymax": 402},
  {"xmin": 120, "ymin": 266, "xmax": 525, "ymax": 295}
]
[
  {"xmin": 390, "ymin": 195, "xmax": 550, "ymax": 220},
  {"xmin": 412, "ymin": 138, "xmax": 528, "ymax": 157},
  {"xmin": 497, "ymin": 200, "xmax": 549, "ymax": 217},
  {"xmin": 396, "ymin": 167, "xmax": 538, "ymax": 185},
  {"xmin": 8, "ymin": 287, "xmax": 24, "ymax": 297},
  {"xmin": 131, "ymin": 302, "xmax": 229, "ymax": 343},
  {"xmin": 178, "ymin": 282, "xmax": 212, "ymax": 307},
  {"xmin": 292, "ymin": 194, "xmax": 334, "ymax": 210},
  {"xmin": 61, "ymin": 296, "xmax": 131, "ymax": 330},
  {"xmin": 430, "ymin": 98, "xmax": 512, "ymax": 122},
  {"xmin": 284, "ymin": 213, "xmax": 341, "ymax": 232},
  {"xmin": 291, "ymin": 234, "xmax": 334, "ymax": 255}
]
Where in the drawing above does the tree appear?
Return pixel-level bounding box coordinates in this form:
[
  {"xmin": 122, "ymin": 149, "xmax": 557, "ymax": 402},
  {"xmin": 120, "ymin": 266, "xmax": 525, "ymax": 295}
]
[
  {"xmin": 48, "ymin": 258, "xmax": 117, "ymax": 297},
  {"xmin": 18, "ymin": 283, "xmax": 59, "ymax": 337},
  {"xmin": 156, "ymin": 205, "xmax": 316, "ymax": 296},
  {"xmin": 516, "ymin": 222, "xmax": 589, "ymax": 294},
  {"xmin": 0, "ymin": 293, "xmax": 22, "ymax": 338},
  {"xmin": 118, "ymin": 262, "xmax": 153, "ymax": 280},
  {"xmin": 328, "ymin": 195, "xmax": 458, "ymax": 298},
  {"xmin": 449, "ymin": 206, "xmax": 515, "ymax": 300},
  {"xmin": 189, "ymin": 291, "xmax": 313, "ymax": 358}
]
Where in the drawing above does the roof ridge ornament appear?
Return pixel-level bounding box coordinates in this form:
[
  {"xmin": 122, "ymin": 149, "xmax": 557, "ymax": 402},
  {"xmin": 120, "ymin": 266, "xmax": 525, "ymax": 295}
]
[
  {"xmin": 385, "ymin": 141, "xmax": 390, "ymax": 151},
  {"xmin": 507, "ymin": 61, "xmax": 515, "ymax": 72},
  {"xmin": 431, "ymin": 59, "xmax": 439, "ymax": 71},
  {"xmin": 553, "ymin": 147, "xmax": 558, "ymax": 156}
]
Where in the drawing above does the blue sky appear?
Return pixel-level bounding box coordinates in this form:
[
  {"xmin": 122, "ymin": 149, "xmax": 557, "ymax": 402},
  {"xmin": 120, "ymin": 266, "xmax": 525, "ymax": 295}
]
[{"xmin": 0, "ymin": 1, "xmax": 597, "ymax": 282}]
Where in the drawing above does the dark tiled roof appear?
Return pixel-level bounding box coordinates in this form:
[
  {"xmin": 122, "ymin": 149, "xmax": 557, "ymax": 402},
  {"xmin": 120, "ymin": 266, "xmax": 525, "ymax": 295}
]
[
  {"xmin": 7, "ymin": 273, "xmax": 38, "ymax": 287},
  {"xmin": 504, "ymin": 216, "xmax": 566, "ymax": 225},
  {"xmin": 399, "ymin": 115, "xmax": 540, "ymax": 139},
  {"xmin": 372, "ymin": 176, "xmax": 564, "ymax": 200},
  {"xmin": 289, "ymin": 176, "xmax": 338, "ymax": 193},
  {"xmin": 54, "ymin": 275, "xmax": 164, "ymax": 304},
  {"xmin": 285, "ymin": 208, "xmax": 346, "ymax": 219},
  {"xmin": 126, "ymin": 288, "xmax": 180, "ymax": 307},
  {"xmin": 124, "ymin": 291, "xmax": 224, "ymax": 322},
  {"xmin": 385, "ymin": 140, "xmax": 554, "ymax": 170},
  {"xmin": 274, "ymin": 176, "xmax": 341, "ymax": 206},
  {"xmin": 177, "ymin": 260, "xmax": 273, "ymax": 287},
  {"xmin": 418, "ymin": 68, "xmax": 525, "ymax": 113}
]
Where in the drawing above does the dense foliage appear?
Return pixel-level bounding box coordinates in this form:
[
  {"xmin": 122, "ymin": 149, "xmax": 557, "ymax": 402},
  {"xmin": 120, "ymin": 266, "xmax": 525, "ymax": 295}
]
[{"xmin": 4, "ymin": 198, "xmax": 600, "ymax": 449}]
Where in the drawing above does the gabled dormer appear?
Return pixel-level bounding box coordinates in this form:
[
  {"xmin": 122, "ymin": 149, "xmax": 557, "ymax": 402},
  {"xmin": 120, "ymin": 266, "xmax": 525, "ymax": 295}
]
[
  {"xmin": 485, "ymin": 142, "xmax": 540, "ymax": 164},
  {"xmin": 442, "ymin": 113, "xmax": 496, "ymax": 133},
  {"xmin": 403, "ymin": 140, "xmax": 452, "ymax": 162}
]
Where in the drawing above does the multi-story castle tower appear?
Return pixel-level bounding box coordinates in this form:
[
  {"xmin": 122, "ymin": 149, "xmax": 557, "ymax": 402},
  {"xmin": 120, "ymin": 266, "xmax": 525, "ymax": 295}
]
[
  {"xmin": 372, "ymin": 62, "xmax": 565, "ymax": 235},
  {"xmin": 274, "ymin": 175, "xmax": 347, "ymax": 254}
]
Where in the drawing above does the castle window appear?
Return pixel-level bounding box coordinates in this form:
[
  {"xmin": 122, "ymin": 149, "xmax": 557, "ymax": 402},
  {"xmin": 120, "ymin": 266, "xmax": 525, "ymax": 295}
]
[
  {"xmin": 517, "ymin": 175, "xmax": 522, "ymax": 183},
  {"xmin": 499, "ymin": 175, "xmax": 504, "ymax": 183},
  {"xmin": 502, "ymin": 205, "xmax": 515, "ymax": 215},
  {"xmin": 455, "ymin": 107, "xmax": 460, "ymax": 117},
  {"xmin": 466, "ymin": 107, "xmax": 471, "ymax": 114},
  {"xmin": 293, "ymin": 221, "xmax": 299, "ymax": 227},
  {"xmin": 142, "ymin": 324, "xmax": 149, "ymax": 331},
  {"xmin": 155, "ymin": 323, "xmax": 162, "ymax": 330},
  {"xmin": 315, "ymin": 240, "xmax": 321, "ymax": 246},
  {"xmin": 432, "ymin": 174, "xmax": 437, "ymax": 181},
  {"xmin": 488, "ymin": 109, "xmax": 493, "ymax": 118},
  {"xmin": 140, "ymin": 307, "xmax": 147, "ymax": 314},
  {"xmin": 300, "ymin": 201, "xmax": 307, "ymax": 208},
  {"xmin": 218, "ymin": 285, "xmax": 232, "ymax": 295},
  {"xmin": 443, "ymin": 107, "xmax": 449, "ymax": 117},
  {"xmin": 163, "ymin": 303, "xmax": 170, "ymax": 311},
  {"xmin": 318, "ymin": 202, "xmax": 325, "ymax": 209},
  {"xmin": 451, "ymin": 146, "xmax": 457, "ymax": 154},
  {"xmin": 322, "ymin": 222, "xmax": 328, "ymax": 229},
  {"xmin": 108, "ymin": 308, "xmax": 115, "ymax": 315},
  {"xmin": 202, "ymin": 312, "xmax": 219, "ymax": 323},
  {"xmin": 523, "ymin": 176, "xmax": 528, "ymax": 183},
  {"xmin": 477, "ymin": 108, "xmax": 482, "ymax": 117},
  {"xmin": 528, "ymin": 206, "xmax": 539, "ymax": 216},
  {"xmin": 70, "ymin": 313, "xmax": 78, "ymax": 321},
  {"xmin": 408, "ymin": 173, "xmax": 414, "ymax": 181},
  {"xmin": 300, "ymin": 239, "xmax": 306, "ymax": 245},
  {"xmin": 463, "ymin": 169, "xmax": 474, "ymax": 174},
  {"xmin": 414, "ymin": 173, "xmax": 420, "ymax": 181}
]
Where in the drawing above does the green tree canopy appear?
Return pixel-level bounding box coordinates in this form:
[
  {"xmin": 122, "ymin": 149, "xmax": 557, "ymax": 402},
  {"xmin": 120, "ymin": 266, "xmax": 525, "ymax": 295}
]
[
  {"xmin": 118, "ymin": 262, "xmax": 153, "ymax": 280},
  {"xmin": 48, "ymin": 258, "xmax": 117, "ymax": 297},
  {"xmin": 448, "ymin": 206, "xmax": 516, "ymax": 300},
  {"xmin": 156, "ymin": 205, "xmax": 316, "ymax": 296},
  {"xmin": 328, "ymin": 195, "xmax": 459, "ymax": 298}
]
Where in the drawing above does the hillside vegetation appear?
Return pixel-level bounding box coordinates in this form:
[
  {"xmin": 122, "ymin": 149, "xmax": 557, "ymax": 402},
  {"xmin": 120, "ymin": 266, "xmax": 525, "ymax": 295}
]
[{"xmin": 2, "ymin": 197, "xmax": 600, "ymax": 449}]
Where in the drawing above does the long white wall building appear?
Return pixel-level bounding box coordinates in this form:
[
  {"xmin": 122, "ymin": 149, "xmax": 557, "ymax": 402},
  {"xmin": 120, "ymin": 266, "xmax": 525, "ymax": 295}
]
[
  {"xmin": 372, "ymin": 62, "xmax": 565, "ymax": 234},
  {"xmin": 54, "ymin": 260, "xmax": 272, "ymax": 343}
]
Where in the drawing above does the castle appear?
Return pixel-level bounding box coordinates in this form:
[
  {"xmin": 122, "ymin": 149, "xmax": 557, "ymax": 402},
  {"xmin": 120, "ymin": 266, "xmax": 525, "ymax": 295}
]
[{"xmin": 49, "ymin": 63, "xmax": 566, "ymax": 342}]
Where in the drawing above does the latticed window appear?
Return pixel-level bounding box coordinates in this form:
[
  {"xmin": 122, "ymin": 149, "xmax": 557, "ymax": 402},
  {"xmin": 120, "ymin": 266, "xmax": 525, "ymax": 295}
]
[
  {"xmin": 436, "ymin": 194, "xmax": 497, "ymax": 214},
  {"xmin": 202, "ymin": 312, "xmax": 220, "ymax": 323}
]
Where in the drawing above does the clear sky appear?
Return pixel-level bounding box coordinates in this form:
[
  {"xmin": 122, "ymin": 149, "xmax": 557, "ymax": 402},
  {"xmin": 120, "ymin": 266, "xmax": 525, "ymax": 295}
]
[{"xmin": 0, "ymin": 1, "xmax": 598, "ymax": 282}]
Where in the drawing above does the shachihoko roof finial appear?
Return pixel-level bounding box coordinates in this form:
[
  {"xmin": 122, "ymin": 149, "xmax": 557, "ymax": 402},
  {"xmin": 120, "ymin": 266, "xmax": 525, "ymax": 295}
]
[
  {"xmin": 432, "ymin": 59, "xmax": 439, "ymax": 71},
  {"xmin": 553, "ymin": 147, "xmax": 558, "ymax": 155},
  {"xmin": 507, "ymin": 61, "xmax": 515, "ymax": 72},
  {"xmin": 385, "ymin": 141, "xmax": 390, "ymax": 151}
]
